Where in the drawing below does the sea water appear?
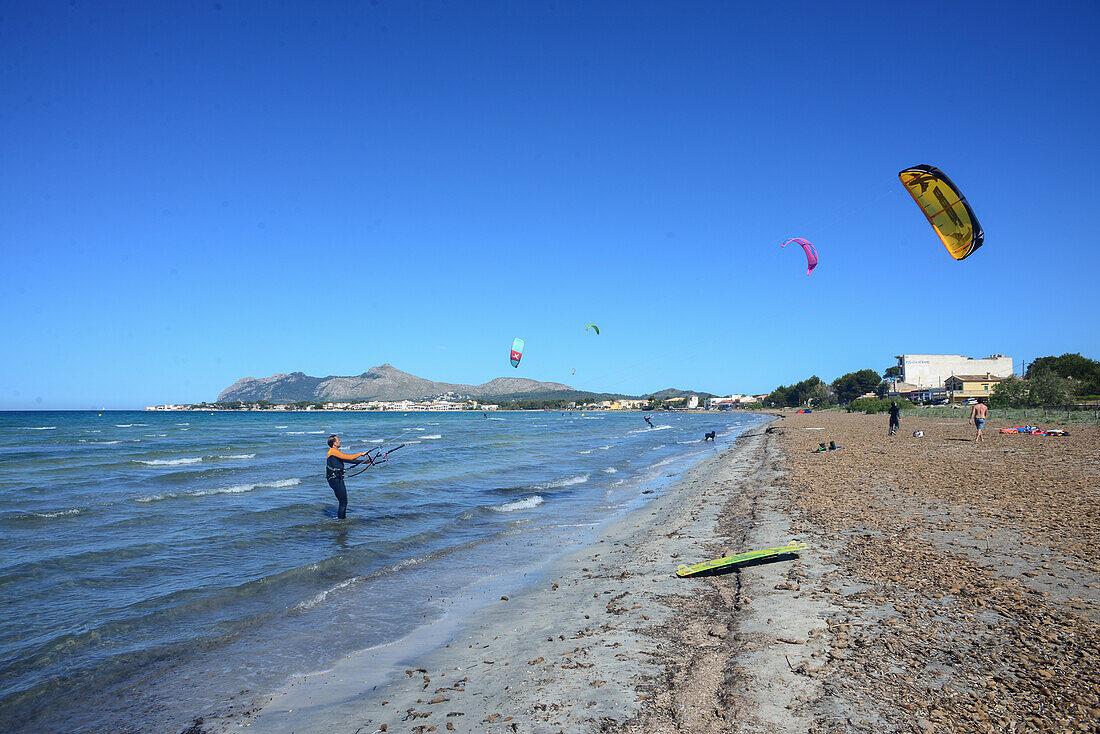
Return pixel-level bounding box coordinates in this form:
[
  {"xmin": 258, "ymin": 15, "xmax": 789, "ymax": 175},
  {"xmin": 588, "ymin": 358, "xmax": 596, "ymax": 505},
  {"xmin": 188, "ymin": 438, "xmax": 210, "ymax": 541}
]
[{"xmin": 0, "ymin": 409, "xmax": 764, "ymax": 732}]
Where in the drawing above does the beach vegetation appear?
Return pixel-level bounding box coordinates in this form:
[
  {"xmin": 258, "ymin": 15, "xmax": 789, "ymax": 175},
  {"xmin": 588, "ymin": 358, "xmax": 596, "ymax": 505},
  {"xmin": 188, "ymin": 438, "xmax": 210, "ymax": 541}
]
[
  {"xmin": 990, "ymin": 374, "xmax": 1072, "ymax": 408},
  {"xmin": 846, "ymin": 396, "xmax": 913, "ymax": 414},
  {"xmin": 1025, "ymin": 353, "xmax": 1100, "ymax": 397}
]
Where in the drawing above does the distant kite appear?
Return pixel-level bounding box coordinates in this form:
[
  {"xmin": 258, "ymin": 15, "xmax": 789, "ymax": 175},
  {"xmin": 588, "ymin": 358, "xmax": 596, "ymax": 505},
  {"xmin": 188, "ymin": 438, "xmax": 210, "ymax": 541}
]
[
  {"xmin": 898, "ymin": 164, "xmax": 983, "ymax": 260},
  {"xmin": 510, "ymin": 337, "xmax": 525, "ymax": 368},
  {"xmin": 586, "ymin": 324, "xmax": 600, "ymax": 336},
  {"xmin": 781, "ymin": 238, "xmax": 818, "ymax": 275}
]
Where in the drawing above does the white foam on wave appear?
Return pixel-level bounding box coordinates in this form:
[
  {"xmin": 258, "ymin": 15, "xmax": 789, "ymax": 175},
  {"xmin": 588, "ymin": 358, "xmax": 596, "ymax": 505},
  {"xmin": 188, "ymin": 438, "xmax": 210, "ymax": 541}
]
[
  {"xmin": 135, "ymin": 457, "xmax": 203, "ymax": 466},
  {"xmin": 602, "ymin": 467, "xmax": 618, "ymax": 474},
  {"xmin": 421, "ymin": 434, "xmax": 442, "ymax": 440},
  {"xmin": 21, "ymin": 426, "xmax": 56, "ymax": 430},
  {"xmin": 578, "ymin": 448, "xmax": 594, "ymax": 455},
  {"xmin": 176, "ymin": 423, "xmax": 190, "ymax": 426},
  {"xmin": 285, "ymin": 431, "xmax": 307, "ymax": 435},
  {"xmin": 294, "ymin": 577, "xmax": 360, "ymax": 611},
  {"xmin": 190, "ymin": 478, "xmax": 298, "ymax": 496},
  {"xmin": 492, "ymin": 495, "xmax": 545, "ymax": 512},
  {"xmin": 367, "ymin": 439, "xmax": 384, "ymax": 443},
  {"xmin": 275, "ymin": 425, "xmax": 288, "ymax": 428},
  {"xmin": 136, "ymin": 477, "xmax": 300, "ymax": 503},
  {"xmin": 80, "ymin": 439, "xmax": 121, "ymax": 445},
  {"xmin": 267, "ymin": 478, "xmax": 301, "ymax": 488},
  {"xmin": 487, "ymin": 417, "xmax": 505, "ymax": 421},
  {"xmin": 677, "ymin": 439, "xmax": 702, "ymax": 444},
  {"xmin": 115, "ymin": 424, "xmax": 133, "ymax": 427},
  {"xmin": 26, "ymin": 508, "xmax": 83, "ymax": 518},
  {"xmin": 218, "ymin": 453, "xmax": 256, "ymax": 460},
  {"xmin": 145, "ymin": 434, "xmax": 168, "ymax": 437},
  {"xmin": 306, "ymin": 430, "xmax": 325, "ymax": 434},
  {"xmin": 649, "ymin": 457, "xmax": 677, "ymax": 469},
  {"xmin": 630, "ymin": 424, "xmax": 672, "ymax": 434},
  {"xmin": 537, "ymin": 473, "xmax": 590, "ymax": 489}
]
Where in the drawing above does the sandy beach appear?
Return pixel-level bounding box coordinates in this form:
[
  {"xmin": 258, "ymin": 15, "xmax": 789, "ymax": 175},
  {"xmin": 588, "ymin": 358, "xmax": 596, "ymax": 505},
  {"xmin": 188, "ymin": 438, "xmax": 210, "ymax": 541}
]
[{"xmin": 210, "ymin": 411, "xmax": 1100, "ymax": 734}]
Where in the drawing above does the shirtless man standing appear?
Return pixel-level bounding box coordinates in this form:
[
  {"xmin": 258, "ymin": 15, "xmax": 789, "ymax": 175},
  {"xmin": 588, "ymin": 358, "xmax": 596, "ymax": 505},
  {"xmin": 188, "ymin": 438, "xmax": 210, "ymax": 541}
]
[{"xmin": 969, "ymin": 398, "xmax": 989, "ymax": 442}]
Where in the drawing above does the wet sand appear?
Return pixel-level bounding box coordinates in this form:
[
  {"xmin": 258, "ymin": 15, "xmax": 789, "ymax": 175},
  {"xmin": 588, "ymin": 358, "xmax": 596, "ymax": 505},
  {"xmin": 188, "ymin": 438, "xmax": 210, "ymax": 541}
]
[{"xmin": 209, "ymin": 412, "xmax": 1100, "ymax": 733}]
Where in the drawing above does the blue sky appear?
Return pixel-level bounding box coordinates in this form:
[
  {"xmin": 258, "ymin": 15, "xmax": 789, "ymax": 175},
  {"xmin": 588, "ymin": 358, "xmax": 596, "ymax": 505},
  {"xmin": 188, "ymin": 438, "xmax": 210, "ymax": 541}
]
[{"xmin": 2, "ymin": 1, "xmax": 1097, "ymax": 409}]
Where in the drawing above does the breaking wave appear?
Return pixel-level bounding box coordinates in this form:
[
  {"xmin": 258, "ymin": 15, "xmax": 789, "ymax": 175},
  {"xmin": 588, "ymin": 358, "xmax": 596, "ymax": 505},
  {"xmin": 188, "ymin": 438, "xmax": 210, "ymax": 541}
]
[
  {"xmin": 136, "ymin": 478, "xmax": 300, "ymax": 503},
  {"xmin": 135, "ymin": 457, "xmax": 203, "ymax": 466},
  {"xmin": 294, "ymin": 577, "xmax": 361, "ymax": 611},
  {"xmin": 492, "ymin": 495, "xmax": 545, "ymax": 512},
  {"xmin": 536, "ymin": 473, "xmax": 590, "ymax": 489}
]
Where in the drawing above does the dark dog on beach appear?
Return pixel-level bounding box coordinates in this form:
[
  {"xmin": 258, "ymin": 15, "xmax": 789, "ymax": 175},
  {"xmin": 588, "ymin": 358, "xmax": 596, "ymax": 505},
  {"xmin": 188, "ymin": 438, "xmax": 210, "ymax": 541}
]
[{"xmin": 704, "ymin": 431, "xmax": 716, "ymax": 441}]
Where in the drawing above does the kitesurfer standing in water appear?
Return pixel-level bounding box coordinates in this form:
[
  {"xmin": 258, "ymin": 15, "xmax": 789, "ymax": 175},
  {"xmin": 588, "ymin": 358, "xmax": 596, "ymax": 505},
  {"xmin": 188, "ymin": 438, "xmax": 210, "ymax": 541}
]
[
  {"xmin": 644, "ymin": 415, "xmax": 654, "ymax": 428},
  {"xmin": 326, "ymin": 435, "xmax": 368, "ymax": 519}
]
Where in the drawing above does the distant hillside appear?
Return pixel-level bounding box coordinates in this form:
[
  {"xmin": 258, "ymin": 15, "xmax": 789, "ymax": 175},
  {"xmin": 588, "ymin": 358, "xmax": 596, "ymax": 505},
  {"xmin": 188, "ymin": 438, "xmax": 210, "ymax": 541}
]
[
  {"xmin": 217, "ymin": 364, "xmax": 579, "ymax": 403},
  {"xmin": 647, "ymin": 388, "xmax": 715, "ymax": 400}
]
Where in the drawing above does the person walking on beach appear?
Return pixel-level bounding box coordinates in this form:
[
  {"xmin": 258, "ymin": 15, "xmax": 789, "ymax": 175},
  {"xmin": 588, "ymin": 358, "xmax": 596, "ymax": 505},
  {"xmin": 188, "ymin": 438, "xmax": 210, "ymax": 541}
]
[
  {"xmin": 888, "ymin": 401, "xmax": 901, "ymax": 436},
  {"xmin": 326, "ymin": 435, "xmax": 368, "ymax": 519},
  {"xmin": 970, "ymin": 398, "xmax": 989, "ymax": 442}
]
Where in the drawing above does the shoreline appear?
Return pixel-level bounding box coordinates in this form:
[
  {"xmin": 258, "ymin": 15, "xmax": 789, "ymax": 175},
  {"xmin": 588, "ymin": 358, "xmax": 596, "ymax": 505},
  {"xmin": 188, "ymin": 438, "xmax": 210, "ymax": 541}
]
[
  {"xmin": 204, "ymin": 411, "xmax": 1100, "ymax": 732},
  {"xmin": 208, "ymin": 419, "xmax": 781, "ymax": 733}
]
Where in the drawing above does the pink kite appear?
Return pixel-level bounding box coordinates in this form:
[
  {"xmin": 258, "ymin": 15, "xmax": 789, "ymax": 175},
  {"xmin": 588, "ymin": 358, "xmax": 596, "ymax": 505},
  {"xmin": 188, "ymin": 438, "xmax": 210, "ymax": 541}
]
[{"xmin": 781, "ymin": 238, "xmax": 818, "ymax": 275}]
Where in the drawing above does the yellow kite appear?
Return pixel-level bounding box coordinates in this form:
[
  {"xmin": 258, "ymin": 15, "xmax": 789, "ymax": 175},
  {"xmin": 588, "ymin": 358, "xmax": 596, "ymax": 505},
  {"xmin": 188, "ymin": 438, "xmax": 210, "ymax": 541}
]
[{"xmin": 899, "ymin": 164, "xmax": 984, "ymax": 261}]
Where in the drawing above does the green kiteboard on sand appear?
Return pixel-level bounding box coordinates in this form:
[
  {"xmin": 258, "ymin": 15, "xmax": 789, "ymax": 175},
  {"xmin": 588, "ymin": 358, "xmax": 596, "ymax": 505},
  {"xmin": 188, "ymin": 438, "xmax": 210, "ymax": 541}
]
[{"xmin": 676, "ymin": 541, "xmax": 807, "ymax": 578}]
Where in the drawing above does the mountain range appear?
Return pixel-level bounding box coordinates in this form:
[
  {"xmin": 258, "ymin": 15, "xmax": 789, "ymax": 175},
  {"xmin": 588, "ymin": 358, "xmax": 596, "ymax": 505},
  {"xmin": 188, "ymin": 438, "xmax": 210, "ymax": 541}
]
[{"xmin": 216, "ymin": 364, "xmax": 711, "ymax": 404}]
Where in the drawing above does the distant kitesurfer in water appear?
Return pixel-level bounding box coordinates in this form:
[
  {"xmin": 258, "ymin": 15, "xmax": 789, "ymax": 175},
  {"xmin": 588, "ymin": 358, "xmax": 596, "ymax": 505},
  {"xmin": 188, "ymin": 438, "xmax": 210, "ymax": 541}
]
[
  {"xmin": 326, "ymin": 435, "xmax": 368, "ymax": 519},
  {"xmin": 644, "ymin": 415, "xmax": 654, "ymax": 428}
]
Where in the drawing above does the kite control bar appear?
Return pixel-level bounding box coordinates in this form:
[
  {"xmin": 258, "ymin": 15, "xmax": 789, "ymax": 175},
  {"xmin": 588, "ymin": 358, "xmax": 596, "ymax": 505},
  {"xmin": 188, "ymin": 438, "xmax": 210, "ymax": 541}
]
[{"xmin": 345, "ymin": 443, "xmax": 407, "ymax": 478}]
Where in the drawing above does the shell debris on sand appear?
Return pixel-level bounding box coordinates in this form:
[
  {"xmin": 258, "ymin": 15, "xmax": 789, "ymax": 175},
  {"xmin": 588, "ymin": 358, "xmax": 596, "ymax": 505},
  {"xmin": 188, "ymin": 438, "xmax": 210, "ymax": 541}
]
[{"xmin": 766, "ymin": 411, "xmax": 1100, "ymax": 731}]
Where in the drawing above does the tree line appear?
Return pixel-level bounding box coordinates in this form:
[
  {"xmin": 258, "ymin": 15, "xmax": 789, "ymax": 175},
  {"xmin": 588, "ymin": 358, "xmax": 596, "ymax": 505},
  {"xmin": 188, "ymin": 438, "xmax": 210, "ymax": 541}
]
[{"xmin": 763, "ymin": 353, "xmax": 1100, "ymax": 409}]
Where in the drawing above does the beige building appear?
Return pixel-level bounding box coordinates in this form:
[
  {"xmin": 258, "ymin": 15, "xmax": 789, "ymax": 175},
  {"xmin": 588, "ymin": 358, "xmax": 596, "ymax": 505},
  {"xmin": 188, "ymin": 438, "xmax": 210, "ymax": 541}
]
[
  {"xmin": 944, "ymin": 374, "xmax": 1006, "ymax": 402},
  {"xmin": 896, "ymin": 354, "xmax": 1013, "ymax": 389}
]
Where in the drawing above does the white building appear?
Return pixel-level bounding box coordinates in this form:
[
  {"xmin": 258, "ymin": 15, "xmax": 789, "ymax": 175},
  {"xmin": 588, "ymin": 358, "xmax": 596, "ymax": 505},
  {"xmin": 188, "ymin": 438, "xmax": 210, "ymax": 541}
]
[
  {"xmin": 895, "ymin": 354, "xmax": 1013, "ymax": 389},
  {"xmin": 706, "ymin": 394, "xmax": 761, "ymax": 409}
]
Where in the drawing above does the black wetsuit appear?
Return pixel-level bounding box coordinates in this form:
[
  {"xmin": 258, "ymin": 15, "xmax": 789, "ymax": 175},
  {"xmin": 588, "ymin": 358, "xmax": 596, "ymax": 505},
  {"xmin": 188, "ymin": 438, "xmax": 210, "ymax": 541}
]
[
  {"xmin": 326, "ymin": 453, "xmax": 363, "ymax": 519},
  {"xmin": 888, "ymin": 405, "xmax": 900, "ymax": 434}
]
